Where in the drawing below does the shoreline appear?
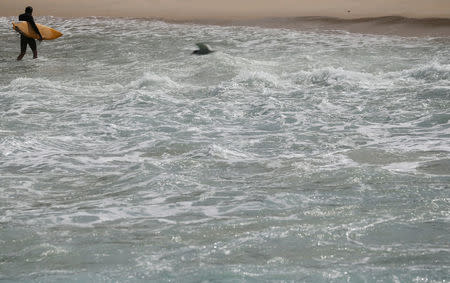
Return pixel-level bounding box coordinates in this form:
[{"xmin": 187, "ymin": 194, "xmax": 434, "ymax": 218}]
[
  {"xmin": 3, "ymin": 0, "xmax": 450, "ymax": 37},
  {"xmin": 168, "ymin": 16, "xmax": 450, "ymax": 37},
  {"xmin": 5, "ymin": 15, "xmax": 449, "ymax": 37}
]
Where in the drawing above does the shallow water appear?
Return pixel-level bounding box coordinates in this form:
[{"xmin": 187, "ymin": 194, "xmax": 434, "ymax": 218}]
[{"xmin": 0, "ymin": 17, "xmax": 449, "ymax": 281}]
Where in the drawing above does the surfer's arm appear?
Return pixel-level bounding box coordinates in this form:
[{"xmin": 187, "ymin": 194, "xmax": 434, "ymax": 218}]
[{"xmin": 28, "ymin": 16, "xmax": 43, "ymax": 40}]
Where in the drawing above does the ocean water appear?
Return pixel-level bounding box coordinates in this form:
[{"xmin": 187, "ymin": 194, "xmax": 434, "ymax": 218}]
[{"xmin": 0, "ymin": 17, "xmax": 449, "ymax": 282}]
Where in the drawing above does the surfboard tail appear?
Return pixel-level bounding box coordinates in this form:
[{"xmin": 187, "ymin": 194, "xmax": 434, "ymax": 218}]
[
  {"xmin": 12, "ymin": 23, "xmax": 23, "ymax": 36},
  {"xmin": 12, "ymin": 22, "xmax": 29, "ymax": 38}
]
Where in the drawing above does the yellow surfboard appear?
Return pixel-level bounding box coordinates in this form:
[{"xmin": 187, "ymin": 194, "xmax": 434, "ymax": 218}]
[{"xmin": 12, "ymin": 21, "xmax": 62, "ymax": 40}]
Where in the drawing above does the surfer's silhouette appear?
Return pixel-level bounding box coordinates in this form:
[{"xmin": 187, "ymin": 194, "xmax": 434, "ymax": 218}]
[
  {"xmin": 192, "ymin": 43, "xmax": 214, "ymax": 55},
  {"xmin": 17, "ymin": 6, "xmax": 43, "ymax": 60}
]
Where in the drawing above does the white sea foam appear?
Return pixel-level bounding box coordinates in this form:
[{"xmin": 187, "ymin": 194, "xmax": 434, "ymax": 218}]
[{"xmin": 0, "ymin": 16, "xmax": 449, "ymax": 282}]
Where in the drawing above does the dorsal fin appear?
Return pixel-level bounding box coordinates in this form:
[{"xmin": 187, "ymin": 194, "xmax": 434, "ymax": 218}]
[{"xmin": 196, "ymin": 43, "xmax": 212, "ymax": 52}]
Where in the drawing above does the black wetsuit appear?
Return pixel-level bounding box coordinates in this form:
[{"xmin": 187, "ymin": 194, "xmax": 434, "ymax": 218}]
[{"xmin": 18, "ymin": 12, "xmax": 42, "ymax": 53}]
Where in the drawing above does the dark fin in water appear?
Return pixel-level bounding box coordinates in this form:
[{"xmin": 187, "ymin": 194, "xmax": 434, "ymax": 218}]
[{"xmin": 192, "ymin": 43, "xmax": 214, "ymax": 55}]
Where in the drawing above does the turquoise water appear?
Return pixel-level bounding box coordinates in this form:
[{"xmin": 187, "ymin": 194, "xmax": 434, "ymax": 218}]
[{"xmin": 1, "ymin": 17, "xmax": 449, "ymax": 281}]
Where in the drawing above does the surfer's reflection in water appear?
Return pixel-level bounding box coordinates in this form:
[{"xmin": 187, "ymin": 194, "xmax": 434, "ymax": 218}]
[{"xmin": 17, "ymin": 6, "xmax": 43, "ymax": 61}]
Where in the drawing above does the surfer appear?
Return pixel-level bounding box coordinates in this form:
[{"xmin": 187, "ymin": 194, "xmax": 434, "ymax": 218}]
[{"xmin": 17, "ymin": 6, "xmax": 43, "ymax": 60}]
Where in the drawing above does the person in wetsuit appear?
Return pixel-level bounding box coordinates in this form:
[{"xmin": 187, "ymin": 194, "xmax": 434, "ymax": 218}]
[{"xmin": 17, "ymin": 6, "xmax": 43, "ymax": 60}]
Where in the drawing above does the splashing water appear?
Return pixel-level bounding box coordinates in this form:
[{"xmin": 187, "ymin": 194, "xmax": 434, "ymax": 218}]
[{"xmin": 0, "ymin": 17, "xmax": 449, "ymax": 281}]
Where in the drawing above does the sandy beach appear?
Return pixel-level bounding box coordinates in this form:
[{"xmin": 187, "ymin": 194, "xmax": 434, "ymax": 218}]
[{"xmin": 3, "ymin": 0, "xmax": 450, "ymax": 20}]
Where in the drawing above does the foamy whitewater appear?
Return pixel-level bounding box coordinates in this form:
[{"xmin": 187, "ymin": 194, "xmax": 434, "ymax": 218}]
[{"xmin": 1, "ymin": 17, "xmax": 449, "ymax": 281}]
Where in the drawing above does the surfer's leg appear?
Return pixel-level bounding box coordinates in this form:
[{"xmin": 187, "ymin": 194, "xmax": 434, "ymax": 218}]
[
  {"xmin": 29, "ymin": 39, "xmax": 38, "ymax": 59},
  {"xmin": 17, "ymin": 36, "xmax": 27, "ymax": 61}
]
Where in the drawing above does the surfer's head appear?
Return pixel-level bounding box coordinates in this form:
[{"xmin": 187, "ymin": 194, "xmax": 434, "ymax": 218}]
[{"xmin": 25, "ymin": 6, "xmax": 33, "ymax": 14}]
